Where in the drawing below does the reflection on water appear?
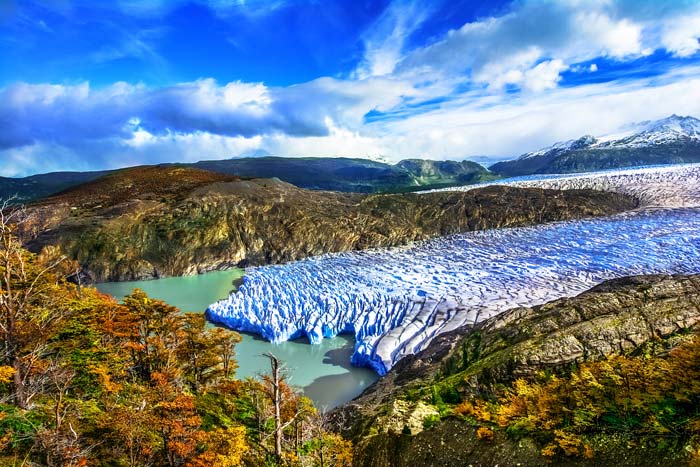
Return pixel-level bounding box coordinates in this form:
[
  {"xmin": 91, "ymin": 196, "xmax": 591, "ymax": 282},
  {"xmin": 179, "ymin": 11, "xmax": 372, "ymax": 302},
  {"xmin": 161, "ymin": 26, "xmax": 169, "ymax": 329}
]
[{"xmin": 95, "ymin": 269, "xmax": 378, "ymax": 409}]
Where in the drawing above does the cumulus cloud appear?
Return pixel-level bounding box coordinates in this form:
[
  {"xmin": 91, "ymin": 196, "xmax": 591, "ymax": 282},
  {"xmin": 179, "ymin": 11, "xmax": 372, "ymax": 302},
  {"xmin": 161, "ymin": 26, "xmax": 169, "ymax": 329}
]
[
  {"xmin": 0, "ymin": 76, "xmax": 416, "ymax": 152},
  {"xmin": 3, "ymin": 66, "xmax": 700, "ymax": 177},
  {"xmin": 393, "ymin": 0, "xmax": 697, "ymax": 90},
  {"xmin": 2, "ymin": 0, "xmax": 700, "ymax": 176},
  {"xmin": 661, "ymin": 15, "xmax": 700, "ymax": 57}
]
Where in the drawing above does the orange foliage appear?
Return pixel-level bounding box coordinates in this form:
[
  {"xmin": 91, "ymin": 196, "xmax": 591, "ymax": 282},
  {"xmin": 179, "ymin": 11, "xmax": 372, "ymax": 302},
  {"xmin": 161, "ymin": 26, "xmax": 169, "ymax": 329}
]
[
  {"xmin": 476, "ymin": 426, "xmax": 494, "ymax": 442},
  {"xmin": 464, "ymin": 334, "xmax": 700, "ymax": 460}
]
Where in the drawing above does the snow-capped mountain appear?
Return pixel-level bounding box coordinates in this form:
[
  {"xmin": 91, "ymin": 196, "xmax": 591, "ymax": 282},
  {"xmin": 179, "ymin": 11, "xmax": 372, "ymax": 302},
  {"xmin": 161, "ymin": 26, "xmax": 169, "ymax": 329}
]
[
  {"xmin": 596, "ymin": 114, "xmax": 700, "ymax": 149},
  {"xmin": 518, "ymin": 135, "xmax": 597, "ymax": 160},
  {"xmin": 490, "ymin": 115, "xmax": 700, "ymax": 176}
]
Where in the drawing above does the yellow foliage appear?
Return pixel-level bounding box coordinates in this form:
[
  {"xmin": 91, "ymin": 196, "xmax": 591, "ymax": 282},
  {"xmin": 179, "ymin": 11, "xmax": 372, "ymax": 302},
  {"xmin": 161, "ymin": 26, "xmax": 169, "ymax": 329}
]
[
  {"xmin": 202, "ymin": 426, "xmax": 248, "ymax": 467},
  {"xmin": 476, "ymin": 426, "xmax": 494, "ymax": 442},
  {"xmin": 467, "ymin": 334, "xmax": 700, "ymax": 459},
  {"xmin": 540, "ymin": 443, "xmax": 557, "ymax": 457},
  {"xmin": 453, "ymin": 399, "xmax": 491, "ymax": 422},
  {"xmin": 453, "ymin": 400, "xmax": 475, "ymax": 417},
  {"xmin": 89, "ymin": 365, "xmax": 120, "ymax": 394},
  {"xmin": 0, "ymin": 366, "xmax": 14, "ymax": 384},
  {"xmin": 553, "ymin": 429, "xmax": 582, "ymax": 456}
]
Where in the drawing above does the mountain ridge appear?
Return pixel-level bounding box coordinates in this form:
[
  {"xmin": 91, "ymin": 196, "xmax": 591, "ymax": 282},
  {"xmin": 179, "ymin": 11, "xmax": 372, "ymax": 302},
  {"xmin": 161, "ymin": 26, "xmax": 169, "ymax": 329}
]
[
  {"xmin": 490, "ymin": 115, "xmax": 700, "ymax": 176},
  {"xmin": 0, "ymin": 156, "xmax": 492, "ymax": 202}
]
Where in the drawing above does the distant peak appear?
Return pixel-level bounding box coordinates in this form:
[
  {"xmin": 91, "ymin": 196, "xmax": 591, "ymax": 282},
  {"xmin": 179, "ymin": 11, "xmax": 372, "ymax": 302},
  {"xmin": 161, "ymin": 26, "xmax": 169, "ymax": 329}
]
[
  {"xmin": 519, "ymin": 134, "xmax": 597, "ymax": 160},
  {"xmin": 640, "ymin": 114, "xmax": 700, "ymax": 136},
  {"xmin": 235, "ymin": 149, "xmax": 273, "ymax": 159}
]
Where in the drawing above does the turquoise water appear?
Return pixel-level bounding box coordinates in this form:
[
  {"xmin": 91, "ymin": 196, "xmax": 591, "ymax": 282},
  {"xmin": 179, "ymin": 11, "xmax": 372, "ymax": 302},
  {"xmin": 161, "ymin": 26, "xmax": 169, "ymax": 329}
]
[{"xmin": 95, "ymin": 270, "xmax": 378, "ymax": 410}]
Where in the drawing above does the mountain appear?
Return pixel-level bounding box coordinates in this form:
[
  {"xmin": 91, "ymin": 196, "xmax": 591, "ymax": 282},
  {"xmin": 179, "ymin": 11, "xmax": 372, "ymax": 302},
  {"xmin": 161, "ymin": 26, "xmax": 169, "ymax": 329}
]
[
  {"xmin": 191, "ymin": 156, "xmax": 491, "ymax": 192},
  {"xmin": 20, "ymin": 165, "xmax": 632, "ymax": 282},
  {"xmin": 394, "ymin": 159, "xmax": 496, "ymax": 186},
  {"xmin": 490, "ymin": 115, "xmax": 700, "ymax": 176},
  {"xmin": 0, "ymin": 170, "xmax": 111, "ymax": 202},
  {"xmin": 0, "ymin": 157, "xmax": 492, "ymax": 203}
]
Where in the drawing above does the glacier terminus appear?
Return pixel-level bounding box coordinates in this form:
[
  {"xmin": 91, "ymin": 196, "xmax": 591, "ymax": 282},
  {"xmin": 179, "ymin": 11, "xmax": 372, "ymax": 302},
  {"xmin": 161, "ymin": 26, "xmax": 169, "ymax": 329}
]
[{"xmin": 206, "ymin": 164, "xmax": 700, "ymax": 375}]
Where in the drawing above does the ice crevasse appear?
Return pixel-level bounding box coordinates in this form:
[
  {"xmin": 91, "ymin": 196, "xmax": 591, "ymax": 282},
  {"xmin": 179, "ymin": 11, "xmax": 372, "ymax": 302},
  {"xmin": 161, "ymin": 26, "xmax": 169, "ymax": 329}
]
[{"xmin": 206, "ymin": 164, "xmax": 700, "ymax": 375}]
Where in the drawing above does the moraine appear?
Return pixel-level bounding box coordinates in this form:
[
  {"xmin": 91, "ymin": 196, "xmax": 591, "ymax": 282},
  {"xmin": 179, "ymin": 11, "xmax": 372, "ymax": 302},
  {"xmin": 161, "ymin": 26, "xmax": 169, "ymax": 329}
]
[{"xmin": 206, "ymin": 164, "xmax": 700, "ymax": 375}]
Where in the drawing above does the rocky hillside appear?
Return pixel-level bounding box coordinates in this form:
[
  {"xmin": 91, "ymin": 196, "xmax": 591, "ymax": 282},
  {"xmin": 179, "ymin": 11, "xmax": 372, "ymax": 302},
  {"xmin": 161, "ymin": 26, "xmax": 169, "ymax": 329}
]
[
  {"xmin": 335, "ymin": 274, "xmax": 700, "ymax": 467},
  {"xmin": 193, "ymin": 156, "xmax": 494, "ymax": 192},
  {"xmin": 20, "ymin": 166, "xmax": 634, "ymax": 282},
  {"xmin": 490, "ymin": 115, "xmax": 700, "ymax": 176}
]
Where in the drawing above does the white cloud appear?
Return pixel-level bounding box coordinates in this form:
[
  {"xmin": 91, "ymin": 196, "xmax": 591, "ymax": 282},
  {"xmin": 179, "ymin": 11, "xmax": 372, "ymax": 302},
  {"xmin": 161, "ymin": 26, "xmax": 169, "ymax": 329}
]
[
  {"xmin": 482, "ymin": 55, "xmax": 570, "ymax": 93},
  {"xmin": 393, "ymin": 0, "xmax": 697, "ymax": 93},
  {"xmin": 661, "ymin": 14, "xmax": 700, "ymax": 57},
  {"xmin": 521, "ymin": 60, "xmax": 569, "ymax": 92},
  {"xmin": 581, "ymin": 13, "xmax": 643, "ymax": 58},
  {"xmin": 4, "ymin": 65, "xmax": 700, "ymax": 177},
  {"xmin": 355, "ymin": 0, "xmax": 432, "ymax": 79},
  {"xmin": 263, "ymin": 118, "xmax": 386, "ymax": 158},
  {"xmin": 369, "ymin": 66, "xmax": 700, "ymax": 160}
]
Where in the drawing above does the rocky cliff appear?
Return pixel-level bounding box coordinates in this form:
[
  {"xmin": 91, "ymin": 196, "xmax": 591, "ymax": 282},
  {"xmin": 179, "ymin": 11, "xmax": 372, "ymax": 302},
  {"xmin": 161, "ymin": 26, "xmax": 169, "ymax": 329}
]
[
  {"xmin": 335, "ymin": 274, "xmax": 700, "ymax": 467},
  {"xmin": 20, "ymin": 166, "xmax": 635, "ymax": 282}
]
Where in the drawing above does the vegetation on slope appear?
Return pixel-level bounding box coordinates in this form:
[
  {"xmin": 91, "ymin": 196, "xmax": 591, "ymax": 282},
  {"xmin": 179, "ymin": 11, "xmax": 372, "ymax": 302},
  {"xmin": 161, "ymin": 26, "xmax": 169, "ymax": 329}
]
[
  {"xmin": 0, "ymin": 157, "xmax": 494, "ymax": 202},
  {"xmin": 44, "ymin": 166, "xmax": 238, "ymax": 208},
  {"xmin": 193, "ymin": 157, "xmax": 494, "ymax": 193},
  {"xmin": 21, "ymin": 166, "xmax": 636, "ymax": 282},
  {"xmin": 0, "ymin": 171, "xmax": 110, "ymax": 203},
  {"xmin": 0, "ymin": 208, "xmax": 350, "ymax": 467},
  {"xmin": 338, "ymin": 275, "xmax": 700, "ymax": 467}
]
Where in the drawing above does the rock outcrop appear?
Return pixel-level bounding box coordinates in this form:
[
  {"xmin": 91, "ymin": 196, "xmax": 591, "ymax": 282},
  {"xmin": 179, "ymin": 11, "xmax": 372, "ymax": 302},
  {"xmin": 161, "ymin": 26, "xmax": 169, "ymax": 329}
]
[{"xmin": 337, "ymin": 274, "xmax": 700, "ymax": 467}]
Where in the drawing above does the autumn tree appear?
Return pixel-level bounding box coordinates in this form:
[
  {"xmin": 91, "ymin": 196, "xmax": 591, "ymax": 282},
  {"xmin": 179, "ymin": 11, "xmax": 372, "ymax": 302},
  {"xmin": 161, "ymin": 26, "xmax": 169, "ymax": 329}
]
[
  {"xmin": 301, "ymin": 412, "xmax": 353, "ymax": 467},
  {"xmin": 179, "ymin": 313, "xmax": 241, "ymax": 391},
  {"xmin": 121, "ymin": 289, "xmax": 184, "ymax": 383},
  {"xmin": 0, "ymin": 200, "xmax": 74, "ymax": 409}
]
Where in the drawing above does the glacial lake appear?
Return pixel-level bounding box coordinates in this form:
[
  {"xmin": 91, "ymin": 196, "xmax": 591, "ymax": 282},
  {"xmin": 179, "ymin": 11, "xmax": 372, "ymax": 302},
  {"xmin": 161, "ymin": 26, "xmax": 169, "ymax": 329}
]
[{"xmin": 95, "ymin": 269, "xmax": 379, "ymax": 410}]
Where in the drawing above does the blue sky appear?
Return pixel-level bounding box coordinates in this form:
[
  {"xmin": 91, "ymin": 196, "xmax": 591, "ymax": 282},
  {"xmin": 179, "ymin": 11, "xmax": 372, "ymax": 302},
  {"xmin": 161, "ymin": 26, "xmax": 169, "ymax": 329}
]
[{"xmin": 1, "ymin": 0, "xmax": 700, "ymax": 176}]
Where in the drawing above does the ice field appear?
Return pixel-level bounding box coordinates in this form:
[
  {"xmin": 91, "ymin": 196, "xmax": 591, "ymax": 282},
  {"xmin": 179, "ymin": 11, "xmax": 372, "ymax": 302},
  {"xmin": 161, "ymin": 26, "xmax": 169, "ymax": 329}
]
[{"xmin": 206, "ymin": 165, "xmax": 700, "ymax": 375}]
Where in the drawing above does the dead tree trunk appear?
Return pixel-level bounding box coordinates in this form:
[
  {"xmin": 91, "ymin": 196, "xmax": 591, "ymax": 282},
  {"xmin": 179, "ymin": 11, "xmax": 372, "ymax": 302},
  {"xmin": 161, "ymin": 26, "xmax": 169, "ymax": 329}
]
[{"xmin": 264, "ymin": 352, "xmax": 283, "ymax": 463}]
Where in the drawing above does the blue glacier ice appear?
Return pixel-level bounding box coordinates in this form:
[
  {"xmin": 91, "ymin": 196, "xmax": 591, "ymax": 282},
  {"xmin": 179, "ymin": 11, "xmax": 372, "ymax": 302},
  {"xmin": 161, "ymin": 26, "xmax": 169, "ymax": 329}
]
[{"xmin": 206, "ymin": 165, "xmax": 700, "ymax": 375}]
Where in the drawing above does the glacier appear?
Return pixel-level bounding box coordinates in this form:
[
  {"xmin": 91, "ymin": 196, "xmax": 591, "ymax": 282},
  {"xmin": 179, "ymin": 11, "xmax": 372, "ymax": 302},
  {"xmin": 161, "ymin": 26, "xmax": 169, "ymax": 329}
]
[{"xmin": 206, "ymin": 164, "xmax": 700, "ymax": 375}]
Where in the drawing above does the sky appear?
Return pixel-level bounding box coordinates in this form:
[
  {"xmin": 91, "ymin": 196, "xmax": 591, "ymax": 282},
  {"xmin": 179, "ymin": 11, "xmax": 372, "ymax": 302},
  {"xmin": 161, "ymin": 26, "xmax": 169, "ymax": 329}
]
[{"xmin": 1, "ymin": 0, "xmax": 700, "ymax": 176}]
